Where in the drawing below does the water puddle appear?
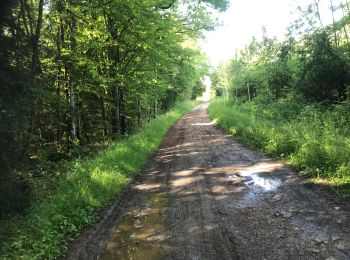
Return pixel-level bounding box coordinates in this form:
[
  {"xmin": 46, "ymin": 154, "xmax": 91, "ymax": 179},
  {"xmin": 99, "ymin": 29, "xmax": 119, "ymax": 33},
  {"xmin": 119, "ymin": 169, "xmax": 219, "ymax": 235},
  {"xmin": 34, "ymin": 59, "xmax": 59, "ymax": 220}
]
[
  {"xmin": 190, "ymin": 122, "xmax": 214, "ymax": 126},
  {"xmin": 99, "ymin": 193, "xmax": 169, "ymax": 260},
  {"xmin": 231, "ymin": 170, "xmax": 283, "ymax": 207},
  {"xmin": 245, "ymin": 173, "xmax": 281, "ymax": 192},
  {"xmin": 229, "ymin": 171, "xmax": 281, "ymax": 192}
]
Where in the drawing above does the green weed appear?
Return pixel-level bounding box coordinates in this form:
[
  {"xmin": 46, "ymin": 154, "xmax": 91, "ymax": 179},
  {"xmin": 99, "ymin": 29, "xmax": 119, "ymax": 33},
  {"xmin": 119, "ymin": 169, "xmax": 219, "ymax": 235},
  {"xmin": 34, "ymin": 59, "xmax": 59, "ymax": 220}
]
[
  {"xmin": 209, "ymin": 98, "xmax": 350, "ymax": 196},
  {"xmin": 1, "ymin": 101, "xmax": 196, "ymax": 259}
]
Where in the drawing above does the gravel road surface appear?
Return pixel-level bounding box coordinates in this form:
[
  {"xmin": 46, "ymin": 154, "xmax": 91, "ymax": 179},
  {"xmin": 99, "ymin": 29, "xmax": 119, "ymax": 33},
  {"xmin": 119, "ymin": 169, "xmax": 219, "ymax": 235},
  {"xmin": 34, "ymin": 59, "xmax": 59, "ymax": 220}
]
[{"xmin": 65, "ymin": 103, "xmax": 350, "ymax": 260}]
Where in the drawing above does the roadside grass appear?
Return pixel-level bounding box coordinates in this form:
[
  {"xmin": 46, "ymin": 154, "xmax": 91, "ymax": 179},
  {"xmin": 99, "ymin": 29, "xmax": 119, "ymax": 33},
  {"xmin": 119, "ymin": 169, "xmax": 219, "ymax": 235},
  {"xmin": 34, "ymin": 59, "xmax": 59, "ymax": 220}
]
[
  {"xmin": 0, "ymin": 101, "xmax": 196, "ymax": 259},
  {"xmin": 208, "ymin": 98, "xmax": 350, "ymax": 196}
]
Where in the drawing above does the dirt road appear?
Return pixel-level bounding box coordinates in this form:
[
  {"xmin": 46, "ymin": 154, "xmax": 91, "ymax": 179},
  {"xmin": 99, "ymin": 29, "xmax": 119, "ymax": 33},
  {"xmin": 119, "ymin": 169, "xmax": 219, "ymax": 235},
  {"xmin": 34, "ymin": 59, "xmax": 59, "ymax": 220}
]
[{"xmin": 65, "ymin": 103, "xmax": 350, "ymax": 260}]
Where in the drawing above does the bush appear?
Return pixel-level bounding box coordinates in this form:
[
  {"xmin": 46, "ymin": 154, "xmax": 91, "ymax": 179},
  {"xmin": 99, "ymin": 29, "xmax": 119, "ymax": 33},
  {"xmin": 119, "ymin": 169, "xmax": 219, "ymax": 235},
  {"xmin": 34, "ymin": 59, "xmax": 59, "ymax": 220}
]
[
  {"xmin": 209, "ymin": 98, "xmax": 350, "ymax": 195},
  {"xmin": 0, "ymin": 101, "xmax": 196, "ymax": 259}
]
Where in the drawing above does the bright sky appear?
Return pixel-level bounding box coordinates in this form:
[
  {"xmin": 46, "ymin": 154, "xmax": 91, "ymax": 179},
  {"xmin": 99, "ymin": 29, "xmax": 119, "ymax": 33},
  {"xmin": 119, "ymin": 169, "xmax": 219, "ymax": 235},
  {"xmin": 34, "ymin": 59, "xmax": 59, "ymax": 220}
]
[{"xmin": 201, "ymin": 0, "xmax": 344, "ymax": 66}]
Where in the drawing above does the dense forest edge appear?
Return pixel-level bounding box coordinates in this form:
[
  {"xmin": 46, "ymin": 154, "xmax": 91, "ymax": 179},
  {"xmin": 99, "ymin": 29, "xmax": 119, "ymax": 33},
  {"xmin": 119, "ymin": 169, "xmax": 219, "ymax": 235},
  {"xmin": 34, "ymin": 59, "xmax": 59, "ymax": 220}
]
[
  {"xmin": 0, "ymin": 101, "xmax": 196, "ymax": 259},
  {"xmin": 209, "ymin": 1, "xmax": 350, "ymax": 197},
  {"xmin": 0, "ymin": 0, "xmax": 229, "ymax": 258}
]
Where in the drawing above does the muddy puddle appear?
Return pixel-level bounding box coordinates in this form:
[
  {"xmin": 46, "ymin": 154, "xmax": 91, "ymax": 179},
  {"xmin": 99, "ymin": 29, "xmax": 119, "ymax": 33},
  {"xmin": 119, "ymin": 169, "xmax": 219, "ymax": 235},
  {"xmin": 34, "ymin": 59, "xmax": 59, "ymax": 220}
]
[
  {"xmin": 65, "ymin": 103, "xmax": 350, "ymax": 260},
  {"xmin": 229, "ymin": 171, "xmax": 281, "ymax": 192},
  {"xmin": 228, "ymin": 171, "xmax": 282, "ymax": 207},
  {"xmin": 244, "ymin": 173, "xmax": 281, "ymax": 192},
  {"xmin": 99, "ymin": 192, "xmax": 169, "ymax": 260}
]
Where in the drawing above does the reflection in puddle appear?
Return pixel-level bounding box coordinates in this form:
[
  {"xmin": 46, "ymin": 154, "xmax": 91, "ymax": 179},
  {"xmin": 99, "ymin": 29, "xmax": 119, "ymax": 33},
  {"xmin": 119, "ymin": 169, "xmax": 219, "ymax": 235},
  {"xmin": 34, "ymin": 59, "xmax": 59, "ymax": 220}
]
[
  {"xmin": 99, "ymin": 193, "xmax": 169, "ymax": 260},
  {"xmin": 245, "ymin": 173, "xmax": 281, "ymax": 192},
  {"xmin": 190, "ymin": 122, "xmax": 214, "ymax": 126},
  {"xmin": 237, "ymin": 172, "xmax": 282, "ymax": 207},
  {"xmin": 234, "ymin": 163, "xmax": 282, "ymax": 192},
  {"xmin": 229, "ymin": 170, "xmax": 282, "ymax": 192}
]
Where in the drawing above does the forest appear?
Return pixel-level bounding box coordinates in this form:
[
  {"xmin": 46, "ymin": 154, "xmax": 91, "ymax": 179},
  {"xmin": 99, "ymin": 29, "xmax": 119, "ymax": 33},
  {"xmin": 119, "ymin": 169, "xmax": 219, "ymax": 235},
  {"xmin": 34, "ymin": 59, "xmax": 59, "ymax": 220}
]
[
  {"xmin": 209, "ymin": 0, "xmax": 350, "ymax": 195},
  {"xmin": 2, "ymin": 0, "xmax": 350, "ymax": 258},
  {"xmin": 0, "ymin": 0, "xmax": 228, "ymax": 258}
]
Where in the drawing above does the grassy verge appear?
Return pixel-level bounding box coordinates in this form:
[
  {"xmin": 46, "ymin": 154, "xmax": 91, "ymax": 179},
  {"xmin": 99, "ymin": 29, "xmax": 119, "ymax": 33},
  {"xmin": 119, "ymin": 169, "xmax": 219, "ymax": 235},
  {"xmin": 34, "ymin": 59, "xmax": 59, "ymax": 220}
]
[
  {"xmin": 208, "ymin": 98, "xmax": 350, "ymax": 196},
  {"xmin": 1, "ymin": 101, "xmax": 196, "ymax": 259}
]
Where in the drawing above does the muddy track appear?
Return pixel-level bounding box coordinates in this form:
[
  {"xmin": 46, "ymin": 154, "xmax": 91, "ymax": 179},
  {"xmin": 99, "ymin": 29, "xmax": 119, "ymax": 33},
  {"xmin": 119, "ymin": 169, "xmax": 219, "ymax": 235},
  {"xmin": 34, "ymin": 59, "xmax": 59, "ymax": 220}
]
[{"xmin": 65, "ymin": 103, "xmax": 350, "ymax": 260}]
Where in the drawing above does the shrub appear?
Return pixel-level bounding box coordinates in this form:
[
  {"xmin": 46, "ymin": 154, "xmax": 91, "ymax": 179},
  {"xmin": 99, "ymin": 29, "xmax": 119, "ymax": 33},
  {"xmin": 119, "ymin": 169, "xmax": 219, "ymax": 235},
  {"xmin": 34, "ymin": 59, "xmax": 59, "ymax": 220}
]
[{"xmin": 209, "ymin": 98, "xmax": 350, "ymax": 195}]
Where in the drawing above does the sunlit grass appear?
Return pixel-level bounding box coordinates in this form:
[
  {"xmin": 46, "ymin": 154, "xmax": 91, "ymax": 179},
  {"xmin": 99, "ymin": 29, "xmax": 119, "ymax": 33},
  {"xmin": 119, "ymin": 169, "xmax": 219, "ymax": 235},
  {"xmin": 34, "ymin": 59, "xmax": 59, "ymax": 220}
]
[
  {"xmin": 1, "ymin": 101, "xmax": 197, "ymax": 259},
  {"xmin": 209, "ymin": 98, "xmax": 350, "ymax": 197}
]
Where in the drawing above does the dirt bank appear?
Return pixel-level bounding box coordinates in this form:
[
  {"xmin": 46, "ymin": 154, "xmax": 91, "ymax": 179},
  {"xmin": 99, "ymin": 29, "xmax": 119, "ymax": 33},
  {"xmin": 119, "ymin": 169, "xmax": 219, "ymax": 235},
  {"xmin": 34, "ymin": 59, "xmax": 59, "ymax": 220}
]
[{"xmin": 65, "ymin": 103, "xmax": 350, "ymax": 260}]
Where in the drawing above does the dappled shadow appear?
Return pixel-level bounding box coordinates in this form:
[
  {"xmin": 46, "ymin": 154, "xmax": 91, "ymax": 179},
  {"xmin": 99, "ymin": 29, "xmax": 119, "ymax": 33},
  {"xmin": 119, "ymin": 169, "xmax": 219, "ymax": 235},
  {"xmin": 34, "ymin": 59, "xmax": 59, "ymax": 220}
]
[{"xmin": 98, "ymin": 103, "xmax": 350, "ymax": 260}]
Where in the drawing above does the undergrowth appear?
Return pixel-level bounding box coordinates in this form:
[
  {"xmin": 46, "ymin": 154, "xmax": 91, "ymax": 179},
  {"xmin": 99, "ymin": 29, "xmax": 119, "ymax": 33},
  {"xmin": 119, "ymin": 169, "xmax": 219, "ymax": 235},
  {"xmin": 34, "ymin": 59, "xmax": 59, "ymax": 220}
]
[
  {"xmin": 0, "ymin": 101, "xmax": 196, "ymax": 259},
  {"xmin": 208, "ymin": 98, "xmax": 350, "ymax": 196}
]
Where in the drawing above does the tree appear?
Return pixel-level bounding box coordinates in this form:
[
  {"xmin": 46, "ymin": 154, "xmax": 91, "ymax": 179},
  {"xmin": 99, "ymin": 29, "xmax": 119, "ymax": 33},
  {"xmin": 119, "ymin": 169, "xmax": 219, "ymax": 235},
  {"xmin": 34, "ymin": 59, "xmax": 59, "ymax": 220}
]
[{"xmin": 0, "ymin": 0, "xmax": 228, "ymax": 216}]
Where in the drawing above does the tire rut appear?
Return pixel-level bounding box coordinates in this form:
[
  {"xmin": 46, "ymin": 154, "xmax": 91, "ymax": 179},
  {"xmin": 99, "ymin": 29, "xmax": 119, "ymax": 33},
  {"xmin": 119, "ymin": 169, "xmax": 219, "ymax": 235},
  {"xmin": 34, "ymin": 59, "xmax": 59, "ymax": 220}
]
[{"xmin": 64, "ymin": 103, "xmax": 350, "ymax": 260}]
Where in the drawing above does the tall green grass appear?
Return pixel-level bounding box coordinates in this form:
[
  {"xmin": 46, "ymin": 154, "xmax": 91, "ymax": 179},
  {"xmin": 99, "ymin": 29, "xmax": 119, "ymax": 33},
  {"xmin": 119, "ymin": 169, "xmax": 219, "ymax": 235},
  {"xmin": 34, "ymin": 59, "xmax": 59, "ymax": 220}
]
[
  {"xmin": 208, "ymin": 98, "xmax": 350, "ymax": 195},
  {"xmin": 1, "ymin": 101, "xmax": 196, "ymax": 259}
]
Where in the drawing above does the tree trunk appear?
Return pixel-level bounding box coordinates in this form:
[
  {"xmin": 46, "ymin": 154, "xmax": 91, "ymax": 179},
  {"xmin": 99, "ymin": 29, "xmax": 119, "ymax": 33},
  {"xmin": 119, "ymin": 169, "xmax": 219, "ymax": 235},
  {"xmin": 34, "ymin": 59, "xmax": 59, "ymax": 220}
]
[
  {"xmin": 77, "ymin": 92, "xmax": 82, "ymax": 142},
  {"xmin": 30, "ymin": 0, "xmax": 44, "ymax": 75},
  {"xmin": 340, "ymin": 1, "xmax": 350, "ymax": 61},
  {"xmin": 313, "ymin": 0, "xmax": 324, "ymax": 28},
  {"xmin": 101, "ymin": 97, "xmax": 108, "ymax": 140},
  {"xmin": 148, "ymin": 105, "xmax": 152, "ymax": 122},
  {"xmin": 120, "ymin": 89, "xmax": 126, "ymax": 135},
  {"xmin": 112, "ymin": 85, "xmax": 120, "ymax": 135},
  {"xmin": 56, "ymin": 72, "xmax": 62, "ymax": 142},
  {"xmin": 137, "ymin": 96, "xmax": 142, "ymax": 126},
  {"xmin": 21, "ymin": 0, "xmax": 44, "ymax": 155},
  {"xmin": 69, "ymin": 80, "xmax": 78, "ymax": 143},
  {"xmin": 330, "ymin": 0, "xmax": 338, "ymax": 47},
  {"xmin": 154, "ymin": 99, "xmax": 158, "ymax": 117},
  {"xmin": 56, "ymin": 17, "xmax": 64, "ymax": 142},
  {"xmin": 247, "ymin": 81, "xmax": 251, "ymax": 102}
]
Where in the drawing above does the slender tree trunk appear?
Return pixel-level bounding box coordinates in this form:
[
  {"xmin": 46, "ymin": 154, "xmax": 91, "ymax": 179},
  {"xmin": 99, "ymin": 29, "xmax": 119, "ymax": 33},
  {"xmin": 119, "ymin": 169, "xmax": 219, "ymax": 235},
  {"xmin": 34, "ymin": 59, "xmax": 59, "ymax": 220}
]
[
  {"xmin": 64, "ymin": 68, "xmax": 71, "ymax": 149},
  {"xmin": 120, "ymin": 89, "xmax": 126, "ymax": 134},
  {"xmin": 101, "ymin": 97, "xmax": 108, "ymax": 140},
  {"xmin": 148, "ymin": 105, "xmax": 152, "ymax": 122},
  {"xmin": 340, "ymin": 1, "xmax": 350, "ymax": 60},
  {"xmin": 23, "ymin": 0, "xmax": 34, "ymax": 36},
  {"xmin": 314, "ymin": 0, "xmax": 324, "ymax": 28},
  {"xmin": 56, "ymin": 72, "xmax": 62, "ymax": 141},
  {"xmin": 56, "ymin": 18, "xmax": 64, "ymax": 142},
  {"xmin": 154, "ymin": 99, "xmax": 158, "ymax": 117},
  {"xmin": 68, "ymin": 14, "xmax": 78, "ymax": 145},
  {"xmin": 77, "ymin": 93, "xmax": 82, "ymax": 141},
  {"xmin": 137, "ymin": 96, "xmax": 142, "ymax": 126},
  {"xmin": 112, "ymin": 85, "xmax": 120, "ymax": 135},
  {"xmin": 69, "ymin": 80, "xmax": 77, "ymax": 143},
  {"xmin": 247, "ymin": 81, "xmax": 251, "ymax": 102},
  {"xmin": 330, "ymin": 0, "xmax": 338, "ymax": 46},
  {"xmin": 30, "ymin": 0, "xmax": 44, "ymax": 75},
  {"xmin": 21, "ymin": 0, "xmax": 44, "ymax": 156}
]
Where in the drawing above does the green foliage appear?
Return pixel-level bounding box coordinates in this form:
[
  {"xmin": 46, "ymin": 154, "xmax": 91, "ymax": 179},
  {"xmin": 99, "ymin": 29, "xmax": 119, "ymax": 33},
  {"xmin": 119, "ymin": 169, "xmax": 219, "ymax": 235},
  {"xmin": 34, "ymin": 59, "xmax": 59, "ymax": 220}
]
[
  {"xmin": 208, "ymin": 2, "xmax": 350, "ymax": 198},
  {"xmin": 0, "ymin": 0, "xmax": 224, "ymax": 217},
  {"xmin": 0, "ymin": 0, "xmax": 222, "ymax": 255},
  {"xmin": 0, "ymin": 101, "xmax": 196, "ymax": 259},
  {"xmin": 211, "ymin": 0, "xmax": 350, "ymax": 103},
  {"xmin": 209, "ymin": 98, "xmax": 350, "ymax": 196},
  {"xmin": 296, "ymin": 31, "xmax": 349, "ymax": 101}
]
